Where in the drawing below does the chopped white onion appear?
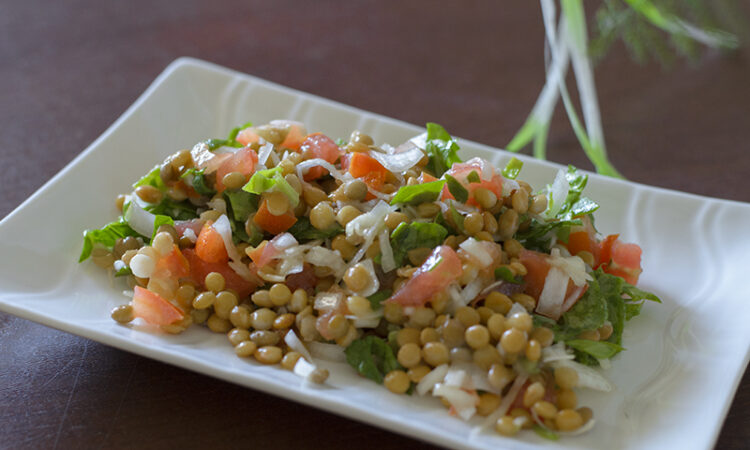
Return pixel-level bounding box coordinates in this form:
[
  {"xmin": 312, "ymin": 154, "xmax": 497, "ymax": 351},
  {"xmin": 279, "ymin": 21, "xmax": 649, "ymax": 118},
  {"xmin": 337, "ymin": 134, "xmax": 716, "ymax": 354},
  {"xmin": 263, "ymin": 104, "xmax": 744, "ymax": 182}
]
[
  {"xmin": 257, "ymin": 140, "xmax": 274, "ymax": 166},
  {"xmin": 461, "ymin": 277, "xmax": 484, "ymax": 305},
  {"xmin": 355, "ymin": 259, "xmax": 380, "ymax": 297},
  {"xmin": 124, "ymin": 200, "xmax": 156, "ymax": 238},
  {"xmin": 214, "ymin": 214, "xmax": 254, "ymax": 282},
  {"xmin": 296, "ymin": 158, "xmax": 348, "ymax": 184},
  {"xmin": 293, "ymin": 357, "xmax": 317, "ymax": 378},
  {"xmin": 541, "ymin": 342, "xmax": 576, "ymax": 363},
  {"xmin": 284, "ymin": 330, "xmax": 313, "ymax": 362},
  {"xmin": 471, "ymin": 374, "xmax": 529, "ymax": 438},
  {"xmin": 501, "ymin": 178, "xmax": 520, "ymax": 197},
  {"xmin": 459, "ymin": 238, "xmax": 493, "ymax": 268},
  {"xmin": 549, "ymin": 248, "xmax": 592, "ymax": 286},
  {"xmin": 272, "ymin": 232, "xmax": 299, "ymax": 251},
  {"xmin": 378, "ymin": 229, "xmax": 396, "ymax": 273},
  {"xmin": 313, "ymin": 291, "xmax": 344, "ymax": 314},
  {"xmin": 545, "ymin": 168, "xmax": 569, "ymax": 218},
  {"xmin": 304, "ymin": 246, "xmax": 346, "ymax": 278},
  {"xmin": 450, "ymin": 362, "xmax": 497, "ymax": 394},
  {"xmin": 207, "ymin": 197, "xmax": 226, "ymax": 215},
  {"xmin": 536, "ymin": 266, "xmax": 569, "ymax": 320},
  {"xmin": 408, "ymin": 132, "xmax": 428, "ymax": 150},
  {"xmin": 183, "ymin": 228, "xmax": 197, "ymax": 243},
  {"xmin": 444, "ymin": 369, "xmax": 470, "ymax": 389},
  {"xmin": 416, "ymin": 364, "xmax": 449, "ymax": 396},
  {"xmin": 432, "ymin": 384, "xmax": 477, "ymax": 421},
  {"xmin": 307, "ymin": 342, "xmax": 347, "ymax": 362},
  {"xmin": 368, "ymin": 146, "xmax": 424, "ymax": 173},
  {"xmin": 475, "ymin": 157, "xmax": 494, "ymax": 181},
  {"xmin": 346, "ymin": 200, "xmax": 392, "ymax": 267}
]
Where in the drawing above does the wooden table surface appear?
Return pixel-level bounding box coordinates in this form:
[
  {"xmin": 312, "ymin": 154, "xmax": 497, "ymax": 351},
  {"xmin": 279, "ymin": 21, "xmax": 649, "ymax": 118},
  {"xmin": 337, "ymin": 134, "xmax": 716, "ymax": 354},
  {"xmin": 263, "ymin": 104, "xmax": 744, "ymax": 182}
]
[{"xmin": 1, "ymin": 1, "xmax": 748, "ymax": 448}]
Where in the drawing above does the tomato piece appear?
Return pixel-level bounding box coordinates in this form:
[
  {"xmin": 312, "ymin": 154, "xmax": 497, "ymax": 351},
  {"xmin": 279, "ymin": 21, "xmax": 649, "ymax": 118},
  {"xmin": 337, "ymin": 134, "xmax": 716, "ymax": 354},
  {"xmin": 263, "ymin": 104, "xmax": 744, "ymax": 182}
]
[
  {"xmin": 300, "ymin": 133, "xmax": 341, "ymax": 181},
  {"xmin": 564, "ymin": 231, "xmax": 600, "ymax": 263},
  {"xmin": 195, "ymin": 221, "xmax": 229, "ymax": 264},
  {"xmin": 215, "ymin": 147, "xmax": 258, "ymax": 193},
  {"xmin": 174, "ymin": 219, "xmax": 205, "ymax": 240},
  {"xmin": 519, "ymin": 250, "xmax": 551, "ymax": 300},
  {"xmin": 152, "ymin": 245, "xmax": 190, "ymax": 280},
  {"xmin": 253, "ymin": 199, "xmax": 297, "ymax": 234},
  {"xmin": 132, "ymin": 286, "xmax": 184, "ymax": 326},
  {"xmin": 275, "ymin": 120, "xmax": 307, "ymax": 151},
  {"xmin": 348, "ymin": 152, "xmax": 387, "ymax": 178},
  {"xmin": 182, "ymin": 248, "xmax": 257, "ymax": 298},
  {"xmin": 598, "ymin": 235, "xmax": 642, "ymax": 285},
  {"xmin": 443, "ymin": 158, "xmax": 503, "ymax": 208},
  {"xmin": 315, "ymin": 295, "xmax": 348, "ymax": 340},
  {"xmin": 389, "ymin": 246, "xmax": 463, "ymax": 307}
]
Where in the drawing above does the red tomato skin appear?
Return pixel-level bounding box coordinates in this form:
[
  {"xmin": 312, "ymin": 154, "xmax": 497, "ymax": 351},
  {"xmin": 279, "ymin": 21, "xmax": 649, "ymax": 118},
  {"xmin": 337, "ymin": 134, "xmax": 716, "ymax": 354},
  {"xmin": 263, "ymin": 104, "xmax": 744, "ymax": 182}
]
[
  {"xmin": 300, "ymin": 133, "xmax": 340, "ymax": 181},
  {"xmin": 215, "ymin": 147, "xmax": 258, "ymax": 193},
  {"xmin": 443, "ymin": 158, "xmax": 503, "ymax": 208},
  {"xmin": 132, "ymin": 286, "xmax": 184, "ymax": 326},
  {"xmin": 195, "ymin": 221, "xmax": 229, "ymax": 264},
  {"xmin": 389, "ymin": 246, "xmax": 463, "ymax": 307},
  {"xmin": 182, "ymin": 248, "xmax": 257, "ymax": 299}
]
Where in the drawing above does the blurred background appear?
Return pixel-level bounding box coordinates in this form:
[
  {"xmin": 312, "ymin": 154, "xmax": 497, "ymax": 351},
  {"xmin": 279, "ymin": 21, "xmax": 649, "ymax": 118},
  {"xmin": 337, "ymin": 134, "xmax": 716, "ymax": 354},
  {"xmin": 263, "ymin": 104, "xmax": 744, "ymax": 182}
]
[{"xmin": 1, "ymin": 0, "xmax": 748, "ymax": 448}]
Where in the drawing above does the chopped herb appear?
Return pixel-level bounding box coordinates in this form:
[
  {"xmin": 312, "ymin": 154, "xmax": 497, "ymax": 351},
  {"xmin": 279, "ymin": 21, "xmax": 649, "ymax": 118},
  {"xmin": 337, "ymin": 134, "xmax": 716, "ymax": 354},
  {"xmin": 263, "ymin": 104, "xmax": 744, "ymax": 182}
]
[
  {"xmin": 345, "ymin": 335, "xmax": 402, "ymax": 384},
  {"xmin": 390, "ymin": 222, "xmax": 448, "ymax": 267},
  {"xmin": 423, "ymin": 122, "xmax": 462, "ymax": 177},
  {"xmin": 132, "ymin": 166, "xmax": 166, "ymax": 191},
  {"xmin": 565, "ymin": 339, "xmax": 624, "ymax": 360},
  {"xmin": 494, "ymin": 266, "xmax": 523, "ymax": 284},
  {"xmin": 390, "ymin": 180, "xmax": 446, "ymax": 205},
  {"xmin": 444, "ymin": 174, "xmax": 469, "ymax": 203},
  {"xmin": 533, "ymin": 425, "xmax": 559, "ymax": 441},
  {"xmin": 367, "ymin": 290, "xmax": 392, "ymax": 310},
  {"xmin": 181, "ymin": 168, "xmax": 216, "ymax": 196},
  {"xmin": 466, "ymin": 170, "xmax": 480, "ymax": 183},
  {"xmin": 287, "ymin": 217, "xmax": 343, "ymax": 242},
  {"xmin": 501, "ymin": 157, "xmax": 524, "ymax": 179},
  {"xmin": 204, "ymin": 138, "xmax": 243, "ymax": 150},
  {"xmin": 115, "ymin": 265, "xmax": 132, "ymax": 277}
]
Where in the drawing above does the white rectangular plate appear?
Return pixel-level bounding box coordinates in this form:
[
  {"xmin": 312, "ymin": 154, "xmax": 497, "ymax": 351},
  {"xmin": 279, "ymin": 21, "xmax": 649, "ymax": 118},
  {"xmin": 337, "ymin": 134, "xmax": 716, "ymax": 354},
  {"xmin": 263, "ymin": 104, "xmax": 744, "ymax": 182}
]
[{"xmin": 1, "ymin": 57, "xmax": 748, "ymax": 450}]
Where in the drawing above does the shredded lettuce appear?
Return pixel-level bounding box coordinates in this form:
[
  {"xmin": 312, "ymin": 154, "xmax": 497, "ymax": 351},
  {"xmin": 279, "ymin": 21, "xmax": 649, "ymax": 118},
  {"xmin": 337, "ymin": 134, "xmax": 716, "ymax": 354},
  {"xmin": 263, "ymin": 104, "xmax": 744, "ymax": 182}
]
[
  {"xmin": 133, "ymin": 166, "xmax": 166, "ymax": 191},
  {"xmin": 79, "ymin": 219, "xmax": 139, "ymax": 262},
  {"xmin": 243, "ymin": 167, "xmax": 299, "ymax": 207},
  {"xmin": 287, "ymin": 217, "xmax": 343, "ymax": 242},
  {"xmin": 389, "ymin": 222, "xmax": 449, "ymax": 267},
  {"xmin": 444, "ymin": 174, "xmax": 468, "ymax": 203},
  {"xmin": 345, "ymin": 335, "xmax": 402, "ymax": 384},
  {"xmin": 423, "ymin": 122, "xmax": 462, "ymax": 177},
  {"xmin": 390, "ymin": 180, "xmax": 446, "ymax": 205},
  {"xmin": 502, "ymin": 157, "xmax": 524, "ymax": 180}
]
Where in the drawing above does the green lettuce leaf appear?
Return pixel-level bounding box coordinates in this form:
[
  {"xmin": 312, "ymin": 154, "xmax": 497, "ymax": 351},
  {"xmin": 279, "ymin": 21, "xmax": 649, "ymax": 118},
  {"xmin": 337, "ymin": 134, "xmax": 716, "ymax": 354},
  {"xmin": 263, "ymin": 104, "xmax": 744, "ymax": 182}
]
[
  {"xmin": 390, "ymin": 180, "xmax": 446, "ymax": 205},
  {"xmin": 243, "ymin": 167, "xmax": 299, "ymax": 207},
  {"xmin": 133, "ymin": 166, "xmax": 166, "ymax": 191},
  {"xmin": 345, "ymin": 335, "xmax": 402, "ymax": 384},
  {"xmin": 494, "ymin": 266, "xmax": 523, "ymax": 284},
  {"xmin": 565, "ymin": 339, "xmax": 624, "ymax": 360},
  {"xmin": 224, "ymin": 190, "xmax": 259, "ymax": 222},
  {"xmin": 79, "ymin": 219, "xmax": 139, "ymax": 262},
  {"xmin": 367, "ymin": 290, "xmax": 392, "ymax": 310},
  {"xmin": 423, "ymin": 122, "xmax": 461, "ymax": 177},
  {"xmin": 390, "ymin": 222, "xmax": 448, "ymax": 267}
]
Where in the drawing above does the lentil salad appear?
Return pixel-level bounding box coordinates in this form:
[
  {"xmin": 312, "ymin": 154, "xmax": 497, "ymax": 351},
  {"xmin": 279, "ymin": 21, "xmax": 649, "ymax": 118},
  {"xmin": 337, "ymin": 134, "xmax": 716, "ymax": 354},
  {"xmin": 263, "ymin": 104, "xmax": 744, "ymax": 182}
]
[{"xmin": 81, "ymin": 120, "xmax": 660, "ymax": 440}]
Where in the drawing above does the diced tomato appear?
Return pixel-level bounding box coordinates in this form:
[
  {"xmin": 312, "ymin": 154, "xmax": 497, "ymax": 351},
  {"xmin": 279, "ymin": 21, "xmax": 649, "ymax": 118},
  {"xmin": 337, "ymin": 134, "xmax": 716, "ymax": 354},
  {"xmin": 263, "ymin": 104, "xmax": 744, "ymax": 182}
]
[
  {"xmin": 152, "ymin": 245, "xmax": 190, "ymax": 280},
  {"xmin": 389, "ymin": 246, "xmax": 463, "ymax": 307},
  {"xmin": 442, "ymin": 158, "xmax": 504, "ymax": 208},
  {"xmin": 419, "ymin": 173, "xmax": 438, "ymax": 183},
  {"xmin": 275, "ymin": 120, "xmax": 307, "ymax": 151},
  {"xmin": 348, "ymin": 152, "xmax": 388, "ymax": 198},
  {"xmin": 519, "ymin": 250, "xmax": 552, "ymax": 300},
  {"xmin": 300, "ymin": 133, "xmax": 341, "ymax": 181},
  {"xmin": 182, "ymin": 248, "xmax": 257, "ymax": 298},
  {"xmin": 598, "ymin": 234, "xmax": 642, "ymax": 285},
  {"xmin": 174, "ymin": 219, "xmax": 205, "ymax": 239},
  {"xmin": 235, "ymin": 128, "xmax": 260, "ymax": 146},
  {"xmin": 247, "ymin": 233, "xmax": 294, "ymax": 268},
  {"xmin": 215, "ymin": 147, "xmax": 258, "ymax": 193},
  {"xmin": 195, "ymin": 221, "xmax": 229, "ymax": 264},
  {"xmin": 131, "ymin": 286, "xmax": 185, "ymax": 326},
  {"xmin": 253, "ymin": 199, "xmax": 297, "ymax": 234}
]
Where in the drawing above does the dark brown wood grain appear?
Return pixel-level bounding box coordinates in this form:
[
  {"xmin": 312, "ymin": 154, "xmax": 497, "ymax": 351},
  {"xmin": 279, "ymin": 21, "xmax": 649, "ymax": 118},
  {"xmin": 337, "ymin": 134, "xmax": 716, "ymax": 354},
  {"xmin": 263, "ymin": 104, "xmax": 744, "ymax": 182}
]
[{"xmin": 1, "ymin": 1, "xmax": 748, "ymax": 448}]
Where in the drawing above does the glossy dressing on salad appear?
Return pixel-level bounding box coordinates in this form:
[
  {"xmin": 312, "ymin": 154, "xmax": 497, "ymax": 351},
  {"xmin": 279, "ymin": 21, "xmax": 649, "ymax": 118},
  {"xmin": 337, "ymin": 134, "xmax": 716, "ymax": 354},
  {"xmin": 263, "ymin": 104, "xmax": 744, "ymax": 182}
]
[{"xmin": 81, "ymin": 120, "xmax": 660, "ymax": 441}]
